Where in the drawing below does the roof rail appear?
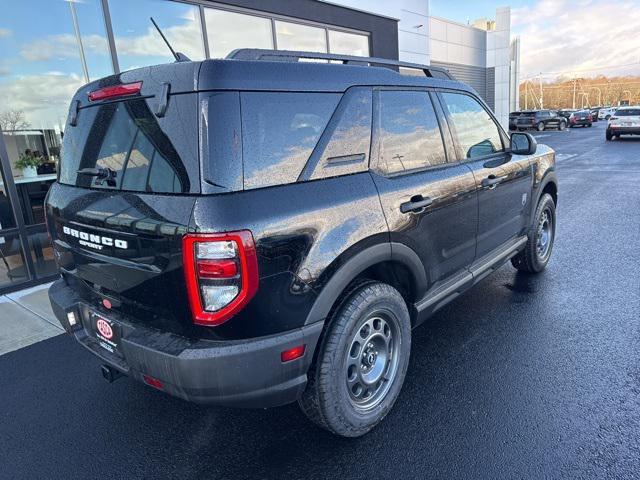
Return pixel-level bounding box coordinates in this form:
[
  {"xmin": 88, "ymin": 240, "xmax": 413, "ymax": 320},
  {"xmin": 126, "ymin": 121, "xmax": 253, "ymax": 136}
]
[{"xmin": 226, "ymin": 49, "xmax": 454, "ymax": 81}]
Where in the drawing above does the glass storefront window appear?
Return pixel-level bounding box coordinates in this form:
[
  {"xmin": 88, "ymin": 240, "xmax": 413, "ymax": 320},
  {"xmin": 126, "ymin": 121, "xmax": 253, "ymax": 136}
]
[
  {"xmin": 275, "ymin": 21, "xmax": 327, "ymax": 52},
  {"xmin": 205, "ymin": 9, "xmax": 273, "ymax": 59},
  {"xmin": 329, "ymin": 30, "xmax": 369, "ymax": 56},
  {"xmin": 0, "ymin": 232, "xmax": 27, "ymax": 289},
  {"xmin": 108, "ymin": 0, "xmax": 205, "ymax": 71}
]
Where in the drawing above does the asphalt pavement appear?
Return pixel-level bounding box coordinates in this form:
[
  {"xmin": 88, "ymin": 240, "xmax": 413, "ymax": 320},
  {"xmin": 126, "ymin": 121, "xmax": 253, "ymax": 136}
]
[{"xmin": 1, "ymin": 120, "xmax": 639, "ymax": 479}]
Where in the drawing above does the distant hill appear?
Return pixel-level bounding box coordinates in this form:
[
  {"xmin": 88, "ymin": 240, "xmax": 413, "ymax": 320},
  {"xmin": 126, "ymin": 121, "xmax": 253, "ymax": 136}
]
[{"xmin": 519, "ymin": 76, "xmax": 640, "ymax": 110}]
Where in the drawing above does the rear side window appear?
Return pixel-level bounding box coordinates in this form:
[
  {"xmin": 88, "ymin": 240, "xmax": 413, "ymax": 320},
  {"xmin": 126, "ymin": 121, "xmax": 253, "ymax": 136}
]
[
  {"xmin": 616, "ymin": 109, "xmax": 640, "ymax": 116},
  {"xmin": 440, "ymin": 92, "xmax": 503, "ymax": 160},
  {"xmin": 240, "ymin": 92, "xmax": 340, "ymax": 189},
  {"xmin": 377, "ymin": 90, "xmax": 446, "ymax": 175},
  {"xmin": 60, "ymin": 98, "xmax": 197, "ymax": 193}
]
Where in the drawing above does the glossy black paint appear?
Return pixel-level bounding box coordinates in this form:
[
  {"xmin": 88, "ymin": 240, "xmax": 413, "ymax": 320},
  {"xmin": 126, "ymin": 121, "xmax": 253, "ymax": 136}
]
[{"xmin": 46, "ymin": 56, "xmax": 557, "ymax": 350}]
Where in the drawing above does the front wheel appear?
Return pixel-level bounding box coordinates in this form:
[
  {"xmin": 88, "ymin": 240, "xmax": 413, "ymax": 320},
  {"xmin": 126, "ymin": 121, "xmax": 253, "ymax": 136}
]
[
  {"xmin": 537, "ymin": 122, "xmax": 545, "ymax": 131},
  {"xmin": 559, "ymin": 121, "xmax": 566, "ymax": 131},
  {"xmin": 512, "ymin": 193, "xmax": 556, "ymax": 273},
  {"xmin": 298, "ymin": 282, "xmax": 411, "ymax": 437}
]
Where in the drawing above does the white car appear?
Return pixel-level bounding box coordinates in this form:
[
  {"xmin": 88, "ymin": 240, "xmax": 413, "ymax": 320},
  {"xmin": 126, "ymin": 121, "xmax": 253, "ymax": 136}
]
[
  {"xmin": 606, "ymin": 106, "xmax": 640, "ymax": 141},
  {"xmin": 598, "ymin": 106, "xmax": 618, "ymax": 121}
]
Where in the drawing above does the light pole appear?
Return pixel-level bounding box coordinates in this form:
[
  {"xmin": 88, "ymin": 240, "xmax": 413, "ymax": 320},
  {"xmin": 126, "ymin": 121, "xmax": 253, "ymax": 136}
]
[{"xmin": 67, "ymin": 0, "xmax": 90, "ymax": 84}]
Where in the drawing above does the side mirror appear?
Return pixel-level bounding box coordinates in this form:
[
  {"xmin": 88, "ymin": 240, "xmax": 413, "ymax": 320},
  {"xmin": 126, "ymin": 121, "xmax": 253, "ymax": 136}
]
[{"xmin": 510, "ymin": 132, "xmax": 537, "ymax": 155}]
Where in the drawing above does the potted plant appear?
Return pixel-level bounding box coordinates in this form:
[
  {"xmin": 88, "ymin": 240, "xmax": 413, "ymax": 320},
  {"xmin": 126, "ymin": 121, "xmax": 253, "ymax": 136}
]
[{"xmin": 14, "ymin": 153, "xmax": 41, "ymax": 178}]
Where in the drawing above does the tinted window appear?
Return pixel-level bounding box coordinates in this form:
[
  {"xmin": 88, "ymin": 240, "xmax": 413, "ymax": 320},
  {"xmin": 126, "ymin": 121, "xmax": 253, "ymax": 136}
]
[
  {"xmin": 377, "ymin": 90, "xmax": 446, "ymax": 175},
  {"xmin": 616, "ymin": 109, "xmax": 640, "ymax": 116},
  {"xmin": 60, "ymin": 99, "xmax": 193, "ymax": 193},
  {"xmin": 308, "ymin": 88, "xmax": 372, "ymax": 180},
  {"xmin": 441, "ymin": 92, "xmax": 503, "ymax": 159},
  {"xmin": 241, "ymin": 92, "xmax": 340, "ymax": 189}
]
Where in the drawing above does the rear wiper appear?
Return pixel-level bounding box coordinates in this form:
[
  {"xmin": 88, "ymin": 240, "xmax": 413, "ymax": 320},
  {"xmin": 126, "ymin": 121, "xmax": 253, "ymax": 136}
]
[{"xmin": 77, "ymin": 167, "xmax": 117, "ymax": 187}]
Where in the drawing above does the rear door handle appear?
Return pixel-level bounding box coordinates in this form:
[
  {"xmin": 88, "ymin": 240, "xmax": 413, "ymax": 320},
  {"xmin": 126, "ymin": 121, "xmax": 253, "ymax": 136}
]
[
  {"xmin": 400, "ymin": 195, "xmax": 433, "ymax": 214},
  {"xmin": 481, "ymin": 175, "xmax": 502, "ymax": 189}
]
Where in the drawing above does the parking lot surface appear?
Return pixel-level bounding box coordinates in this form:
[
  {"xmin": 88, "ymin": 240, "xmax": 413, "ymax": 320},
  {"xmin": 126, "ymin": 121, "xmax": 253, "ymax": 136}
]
[{"xmin": 1, "ymin": 121, "xmax": 639, "ymax": 479}]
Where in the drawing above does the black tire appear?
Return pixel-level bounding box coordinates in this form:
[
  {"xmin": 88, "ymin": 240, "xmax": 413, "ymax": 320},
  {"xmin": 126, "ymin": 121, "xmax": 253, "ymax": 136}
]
[
  {"xmin": 511, "ymin": 193, "xmax": 556, "ymax": 273},
  {"xmin": 537, "ymin": 122, "xmax": 545, "ymax": 132},
  {"xmin": 605, "ymin": 115, "xmax": 611, "ymax": 120},
  {"xmin": 606, "ymin": 129, "xmax": 613, "ymax": 141},
  {"xmin": 587, "ymin": 123, "xmax": 592, "ymax": 127},
  {"xmin": 559, "ymin": 121, "xmax": 566, "ymax": 131},
  {"xmin": 298, "ymin": 282, "xmax": 411, "ymax": 437}
]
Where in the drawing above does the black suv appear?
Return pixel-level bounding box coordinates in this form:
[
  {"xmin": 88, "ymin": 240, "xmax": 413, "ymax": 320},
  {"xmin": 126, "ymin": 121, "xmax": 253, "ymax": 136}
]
[
  {"xmin": 46, "ymin": 49, "xmax": 558, "ymax": 437},
  {"xmin": 516, "ymin": 110, "xmax": 566, "ymax": 131}
]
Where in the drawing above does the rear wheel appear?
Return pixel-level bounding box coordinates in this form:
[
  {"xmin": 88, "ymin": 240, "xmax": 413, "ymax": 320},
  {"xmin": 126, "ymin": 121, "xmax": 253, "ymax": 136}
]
[
  {"xmin": 298, "ymin": 282, "xmax": 411, "ymax": 437},
  {"xmin": 512, "ymin": 193, "xmax": 556, "ymax": 273},
  {"xmin": 559, "ymin": 121, "xmax": 566, "ymax": 131},
  {"xmin": 537, "ymin": 122, "xmax": 545, "ymax": 131},
  {"xmin": 606, "ymin": 129, "xmax": 613, "ymax": 141}
]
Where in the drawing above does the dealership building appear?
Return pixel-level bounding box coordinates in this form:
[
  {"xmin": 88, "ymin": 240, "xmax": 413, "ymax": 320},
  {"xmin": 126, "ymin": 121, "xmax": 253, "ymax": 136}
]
[{"xmin": 0, "ymin": 0, "xmax": 519, "ymax": 293}]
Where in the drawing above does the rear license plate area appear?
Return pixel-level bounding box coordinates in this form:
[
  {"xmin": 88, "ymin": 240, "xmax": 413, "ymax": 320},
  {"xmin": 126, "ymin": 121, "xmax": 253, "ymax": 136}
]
[{"xmin": 89, "ymin": 311, "xmax": 122, "ymax": 355}]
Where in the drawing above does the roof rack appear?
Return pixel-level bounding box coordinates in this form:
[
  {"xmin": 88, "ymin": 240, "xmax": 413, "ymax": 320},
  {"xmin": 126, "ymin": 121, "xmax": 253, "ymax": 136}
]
[{"xmin": 226, "ymin": 49, "xmax": 454, "ymax": 81}]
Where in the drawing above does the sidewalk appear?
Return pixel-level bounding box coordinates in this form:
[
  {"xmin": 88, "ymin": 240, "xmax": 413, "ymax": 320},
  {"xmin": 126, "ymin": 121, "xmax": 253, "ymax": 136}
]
[{"xmin": 0, "ymin": 283, "xmax": 63, "ymax": 356}]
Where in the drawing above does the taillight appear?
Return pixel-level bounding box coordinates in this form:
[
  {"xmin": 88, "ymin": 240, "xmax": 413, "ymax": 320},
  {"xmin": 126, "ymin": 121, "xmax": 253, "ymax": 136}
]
[
  {"xmin": 88, "ymin": 81, "xmax": 142, "ymax": 102},
  {"xmin": 182, "ymin": 231, "xmax": 259, "ymax": 327}
]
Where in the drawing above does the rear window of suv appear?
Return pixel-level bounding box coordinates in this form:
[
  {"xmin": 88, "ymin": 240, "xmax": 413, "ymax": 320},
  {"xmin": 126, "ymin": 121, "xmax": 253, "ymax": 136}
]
[
  {"xmin": 615, "ymin": 109, "xmax": 640, "ymax": 116},
  {"xmin": 59, "ymin": 97, "xmax": 199, "ymax": 193}
]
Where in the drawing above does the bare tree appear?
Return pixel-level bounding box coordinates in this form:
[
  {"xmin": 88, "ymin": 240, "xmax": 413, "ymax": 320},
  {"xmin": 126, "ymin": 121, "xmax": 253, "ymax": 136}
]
[{"xmin": 0, "ymin": 109, "xmax": 31, "ymax": 131}]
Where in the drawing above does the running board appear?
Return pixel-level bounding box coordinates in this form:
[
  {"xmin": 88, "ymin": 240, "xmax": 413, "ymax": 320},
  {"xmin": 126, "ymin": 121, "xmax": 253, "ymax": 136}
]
[{"xmin": 413, "ymin": 236, "xmax": 527, "ymax": 324}]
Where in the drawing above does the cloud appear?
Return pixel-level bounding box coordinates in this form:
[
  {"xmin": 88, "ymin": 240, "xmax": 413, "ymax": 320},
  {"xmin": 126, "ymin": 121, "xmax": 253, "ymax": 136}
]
[
  {"xmin": 0, "ymin": 28, "xmax": 11, "ymax": 38},
  {"xmin": 115, "ymin": 19, "xmax": 203, "ymax": 60},
  {"xmin": 0, "ymin": 73, "xmax": 84, "ymax": 128},
  {"xmin": 20, "ymin": 33, "xmax": 109, "ymax": 61},
  {"xmin": 513, "ymin": 0, "xmax": 640, "ymax": 79}
]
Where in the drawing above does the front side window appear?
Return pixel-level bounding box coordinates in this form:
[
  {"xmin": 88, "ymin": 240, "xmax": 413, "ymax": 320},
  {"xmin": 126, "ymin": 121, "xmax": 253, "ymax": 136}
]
[
  {"xmin": 241, "ymin": 92, "xmax": 340, "ymax": 189},
  {"xmin": 377, "ymin": 90, "xmax": 446, "ymax": 175},
  {"xmin": 440, "ymin": 92, "xmax": 503, "ymax": 160}
]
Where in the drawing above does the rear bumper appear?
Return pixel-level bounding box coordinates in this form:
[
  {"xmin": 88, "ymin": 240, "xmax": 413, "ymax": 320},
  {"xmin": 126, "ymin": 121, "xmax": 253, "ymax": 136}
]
[
  {"xmin": 48, "ymin": 279, "xmax": 323, "ymax": 408},
  {"xmin": 609, "ymin": 126, "xmax": 640, "ymax": 135}
]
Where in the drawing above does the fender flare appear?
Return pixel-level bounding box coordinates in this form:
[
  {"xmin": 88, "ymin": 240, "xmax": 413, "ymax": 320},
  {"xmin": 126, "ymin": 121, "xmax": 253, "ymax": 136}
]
[
  {"xmin": 304, "ymin": 242, "xmax": 427, "ymax": 325},
  {"xmin": 532, "ymin": 170, "xmax": 558, "ymax": 217}
]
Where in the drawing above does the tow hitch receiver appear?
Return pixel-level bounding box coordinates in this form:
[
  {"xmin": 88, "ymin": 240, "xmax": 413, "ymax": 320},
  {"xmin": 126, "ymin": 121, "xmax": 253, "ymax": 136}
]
[{"xmin": 101, "ymin": 364, "xmax": 124, "ymax": 383}]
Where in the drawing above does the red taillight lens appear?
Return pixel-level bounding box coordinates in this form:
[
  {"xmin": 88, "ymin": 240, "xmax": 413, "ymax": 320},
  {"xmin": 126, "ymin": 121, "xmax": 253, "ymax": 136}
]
[
  {"xmin": 88, "ymin": 81, "xmax": 142, "ymax": 102},
  {"xmin": 182, "ymin": 231, "xmax": 259, "ymax": 327},
  {"xmin": 143, "ymin": 375, "xmax": 164, "ymax": 390}
]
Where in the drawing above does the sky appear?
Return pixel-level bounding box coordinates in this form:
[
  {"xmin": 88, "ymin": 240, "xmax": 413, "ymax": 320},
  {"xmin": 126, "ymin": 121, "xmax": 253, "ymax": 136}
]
[{"xmin": 431, "ymin": 0, "xmax": 640, "ymax": 80}]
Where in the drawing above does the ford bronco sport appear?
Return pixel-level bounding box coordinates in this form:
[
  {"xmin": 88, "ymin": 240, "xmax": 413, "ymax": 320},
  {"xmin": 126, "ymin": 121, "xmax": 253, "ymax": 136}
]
[{"xmin": 46, "ymin": 49, "xmax": 558, "ymax": 437}]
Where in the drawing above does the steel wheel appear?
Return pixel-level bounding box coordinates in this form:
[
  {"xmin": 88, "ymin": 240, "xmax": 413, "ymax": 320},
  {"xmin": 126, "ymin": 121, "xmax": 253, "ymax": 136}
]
[
  {"xmin": 345, "ymin": 312, "xmax": 400, "ymax": 412},
  {"xmin": 536, "ymin": 206, "xmax": 553, "ymax": 261}
]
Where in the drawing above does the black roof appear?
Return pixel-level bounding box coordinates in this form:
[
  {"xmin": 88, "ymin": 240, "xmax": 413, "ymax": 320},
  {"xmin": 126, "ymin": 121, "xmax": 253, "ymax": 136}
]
[{"xmin": 73, "ymin": 49, "xmax": 474, "ymax": 110}]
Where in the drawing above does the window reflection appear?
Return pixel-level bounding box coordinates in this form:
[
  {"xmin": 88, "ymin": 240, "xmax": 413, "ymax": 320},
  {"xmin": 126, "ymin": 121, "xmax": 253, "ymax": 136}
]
[
  {"xmin": 205, "ymin": 9, "xmax": 273, "ymax": 58},
  {"xmin": 379, "ymin": 91, "xmax": 447, "ymax": 174},
  {"xmin": 61, "ymin": 100, "xmax": 190, "ymax": 193},
  {"xmin": 328, "ymin": 30, "xmax": 369, "ymax": 56},
  {"xmin": 241, "ymin": 92, "xmax": 339, "ymax": 189},
  {"xmin": 441, "ymin": 93, "xmax": 503, "ymax": 159},
  {"xmin": 0, "ymin": 232, "xmax": 27, "ymax": 288},
  {"xmin": 108, "ymin": 0, "xmax": 204, "ymax": 71},
  {"xmin": 275, "ymin": 21, "xmax": 327, "ymax": 52}
]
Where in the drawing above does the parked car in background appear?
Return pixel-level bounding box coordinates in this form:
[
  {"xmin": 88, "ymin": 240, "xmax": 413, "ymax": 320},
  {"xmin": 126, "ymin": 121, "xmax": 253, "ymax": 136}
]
[
  {"xmin": 569, "ymin": 110, "xmax": 593, "ymax": 128},
  {"xmin": 606, "ymin": 106, "xmax": 640, "ymax": 140},
  {"xmin": 516, "ymin": 110, "xmax": 567, "ymax": 131},
  {"xmin": 599, "ymin": 107, "xmax": 617, "ymax": 120},
  {"xmin": 558, "ymin": 109, "xmax": 576, "ymax": 124},
  {"xmin": 509, "ymin": 111, "xmax": 522, "ymax": 130}
]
